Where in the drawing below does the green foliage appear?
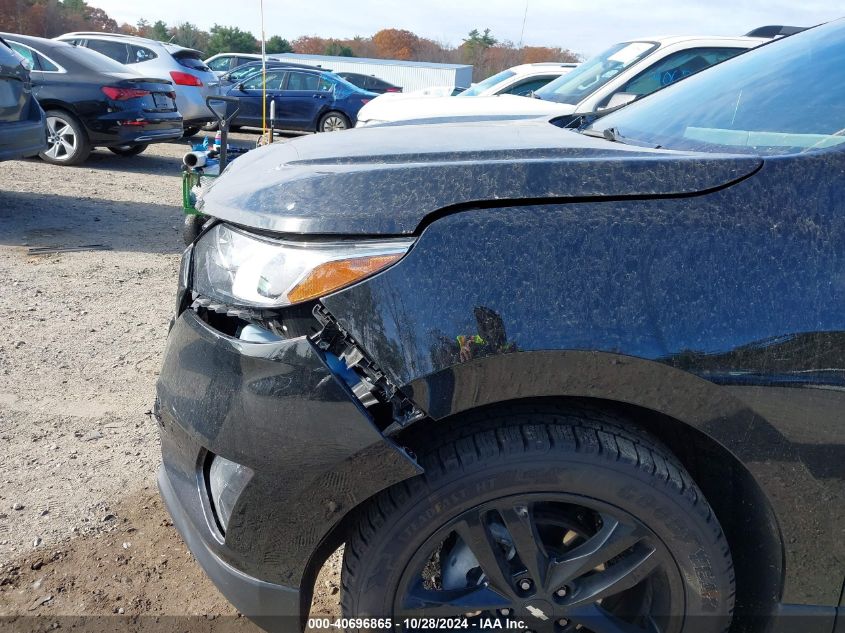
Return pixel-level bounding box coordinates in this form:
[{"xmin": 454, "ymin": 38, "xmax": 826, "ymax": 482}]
[
  {"xmin": 265, "ymin": 35, "xmax": 292, "ymax": 54},
  {"xmin": 150, "ymin": 20, "xmax": 169, "ymax": 42},
  {"xmin": 170, "ymin": 22, "xmax": 208, "ymax": 51},
  {"xmin": 324, "ymin": 41, "xmax": 354, "ymax": 57},
  {"xmin": 205, "ymin": 24, "xmax": 257, "ymax": 57},
  {"xmin": 463, "ymin": 28, "xmax": 497, "ymax": 48}
]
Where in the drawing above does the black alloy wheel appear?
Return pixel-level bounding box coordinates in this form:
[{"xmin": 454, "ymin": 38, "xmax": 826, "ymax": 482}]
[{"xmin": 341, "ymin": 408, "xmax": 735, "ymax": 633}]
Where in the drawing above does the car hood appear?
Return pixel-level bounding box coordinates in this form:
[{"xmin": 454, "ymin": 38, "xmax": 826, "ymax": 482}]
[
  {"xmin": 359, "ymin": 93, "xmax": 575, "ymax": 122},
  {"xmin": 198, "ymin": 117, "xmax": 763, "ymax": 236}
]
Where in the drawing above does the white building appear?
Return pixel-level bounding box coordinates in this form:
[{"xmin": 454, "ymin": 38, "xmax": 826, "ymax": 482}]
[{"xmin": 271, "ymin": 53, "xmax": 473, "ymax": 93}]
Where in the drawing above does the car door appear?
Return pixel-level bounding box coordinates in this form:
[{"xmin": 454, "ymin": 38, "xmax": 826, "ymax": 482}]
[
  {"xmin": 231, "ymin": 70, "xmax": 285, "ymax": 127},
  {"xmin": 273, "ymin": 71, "xmax": 328, "ymax": 130}
]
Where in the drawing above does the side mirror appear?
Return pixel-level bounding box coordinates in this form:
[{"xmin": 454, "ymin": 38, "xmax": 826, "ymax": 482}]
[
  {"xmin": 602, "ymin": 92, "xmax": 638, "ymax": 110},
  {"xmin": 237, "ymin": 82, "xmax": 245, "ymax": 92}
]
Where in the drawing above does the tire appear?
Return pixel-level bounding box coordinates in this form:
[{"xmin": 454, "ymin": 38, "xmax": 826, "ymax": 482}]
[
  {"xmin": 39, "ymin": 109, "xmax": 91, "ymax": 166},
  {"xmin": 342, "ymin": 407, "xmax": 735, "ymax": 633},
  {"xmin": 202, "ymin": 121, "xmax": 219, "ymax": 132},
  {"xmin": 318, "ymin": 111, "xmax": 350, "ymax": 132},
  {"xmin": 107, "ymin": 144, "xmax": 148, "ymax": 157},
  {"xmin": 182, "ymin": 126, "xmax": 202, "ymax": 138},
  {"xmin": 183, "ymin": 214, "xmax": 205, "ymax": 245}
]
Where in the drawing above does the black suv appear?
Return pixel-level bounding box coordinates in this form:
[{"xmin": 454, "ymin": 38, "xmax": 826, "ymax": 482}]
[
  {"xmin": 156, "ymin": 20, "xmax": 845, "ymax": 633},
  {"xmin": 1, "ymin": 33, "xmax": 182, "ymax": 165},
  {"xmin": 0, "ymin": 36, "xmax": 45, "ymax": 161}
]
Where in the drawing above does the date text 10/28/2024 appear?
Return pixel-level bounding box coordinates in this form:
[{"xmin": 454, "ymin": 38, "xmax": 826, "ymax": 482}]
[{"xmin": 307, "ymin": 618, "xmax": 530, "ymax": 630}]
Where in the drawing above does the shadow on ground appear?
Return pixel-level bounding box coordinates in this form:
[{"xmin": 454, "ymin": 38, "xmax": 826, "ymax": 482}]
[{"xmin": 0, "ymin": 190, "xmax": 183, "ymax": 255}]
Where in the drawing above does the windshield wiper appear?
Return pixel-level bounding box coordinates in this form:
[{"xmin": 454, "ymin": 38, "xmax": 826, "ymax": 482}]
[{"xmin": 579, "ymin": 126, "xmax": 626, "ymax": 143}]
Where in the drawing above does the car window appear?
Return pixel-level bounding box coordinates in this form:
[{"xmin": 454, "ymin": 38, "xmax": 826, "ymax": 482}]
[
  {"xmin": 242, "ymin": 70, "xmax": 284, "ymax": 90},
  {"xmin": 615, "ymin": 47, "xmax": 744, "ymax": 98},
  {"xmin": 128, "ymin": 44, "xmax": 157, "ymax": 64},
  {"xmin": 286, "ymin": 71, "xmax": 319, "ymax": 91},
  {"xmin": 318, "ymin": 76, "xmax": 335, "ymax": 92},
  {"xmin": 85, "ymin": 39, "xmax": 129, "ymax": 64},
  {"xmin": 535, "ymin": 41, "xmax": 659, "ymax": 105},
  {"xmin": 459, "ymin": 69, "xmax": 517, "ymax": 97},
  {"xmin": 588, "ymin": 21, "xmax": 845, "ymax": 155},
  {"xmin": 236, "ymin": 57, "xmax": 255, "ymax": 67},
  {"xmin": 7, "ymin": 42, "xmax": 35, "ymax": 70},
  {"xmin": 208, "ymin": 56, "xmax": 232, "ymax": 72},
  {"xmin": 228, "ymin": 64, "xmax": 260, "ymax": 82},
  {"xmin": 501, "ymin": 76, "xmax": 557, "ymax": 96}
]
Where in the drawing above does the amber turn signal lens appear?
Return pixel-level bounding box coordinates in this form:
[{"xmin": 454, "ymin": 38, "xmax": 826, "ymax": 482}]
[{"xmin": 287, "ymin": 253, "xmax": 403, "ymax": 303}]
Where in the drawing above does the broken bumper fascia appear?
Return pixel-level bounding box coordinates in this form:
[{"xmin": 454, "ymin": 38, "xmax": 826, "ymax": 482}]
[{"xmin": 155, "ymin": 309, "xmax": 421, "ymax": 629}]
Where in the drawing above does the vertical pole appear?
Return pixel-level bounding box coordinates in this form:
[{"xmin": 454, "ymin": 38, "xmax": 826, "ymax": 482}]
[{"xmin": 260, "ymin": 0, "xmax": 267, "ymax": 135}]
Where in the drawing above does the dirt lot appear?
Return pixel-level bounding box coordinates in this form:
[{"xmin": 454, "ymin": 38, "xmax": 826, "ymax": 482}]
[{"xmin": 0, "ymin": 133, "xmax": 341, "ymax": 630}]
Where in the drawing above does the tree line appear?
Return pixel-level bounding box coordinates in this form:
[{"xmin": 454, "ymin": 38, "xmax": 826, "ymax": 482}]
[{"xmin": 0, "ymin": 0, "xmax": 580, "ymax": 80}]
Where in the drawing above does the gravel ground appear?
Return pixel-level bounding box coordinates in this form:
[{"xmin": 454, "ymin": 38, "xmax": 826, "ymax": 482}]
[{"xmin": 0, "ymin": 133, "xmax": 341, "ymax": 630}]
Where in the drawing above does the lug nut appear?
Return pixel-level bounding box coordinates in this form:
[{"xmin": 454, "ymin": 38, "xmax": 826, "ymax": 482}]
[
  {"xmin": 519, "ymin": 579, "xmax": 533, "ymax": 591},
  {"xmin": 555, "ymin": 587, "xmax": 568, "ymax": 598},
  {"xmin": 557, "ymin": 619, "xmax": 569, "ymax": 628}
]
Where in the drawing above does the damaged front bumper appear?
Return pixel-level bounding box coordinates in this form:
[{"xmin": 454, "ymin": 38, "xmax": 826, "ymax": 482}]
[{"xmin": 155, "ymin": 308, "xmax": 421, "ymax": 631}]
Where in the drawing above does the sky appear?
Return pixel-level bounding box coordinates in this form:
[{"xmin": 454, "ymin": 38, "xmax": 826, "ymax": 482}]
[{"xmin": 89, "ymin": 0, "xmax": 841, "ymax": 57}]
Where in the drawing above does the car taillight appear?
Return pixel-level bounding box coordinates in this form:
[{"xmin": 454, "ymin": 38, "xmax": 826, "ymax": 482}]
[
  {"xmin": 101, "ymin": 86, "xmax": 150, "ymax": 100},
  {"xmin": 385, "ymin": 87, "xmax": 401, "ymax": 92},
  {"xmin": 170, "ymin": 71, "xmax": 203, "ymax": 87}
]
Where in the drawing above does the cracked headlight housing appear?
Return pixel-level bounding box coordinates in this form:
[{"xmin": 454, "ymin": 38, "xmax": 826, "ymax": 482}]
[{"xmin": 193, "ymin": 223, "xmax": 413, "ymax": 308}]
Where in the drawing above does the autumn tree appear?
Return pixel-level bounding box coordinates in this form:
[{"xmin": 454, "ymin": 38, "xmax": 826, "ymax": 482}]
[
  {"xmin": 292, "ymin": 35, "xmax": 328, "ymax": 54},
  {"xmin": 372, "ymin": 28, "xmax": 419, "ymax": 60},
  {"xmin": 170, "ymin": 22, "xmax": 209, "ymax": 51}
]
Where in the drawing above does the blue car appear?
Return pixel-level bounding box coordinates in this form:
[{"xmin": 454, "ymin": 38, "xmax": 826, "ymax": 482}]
[{"xmin": 223, "ymin": 67, "xmax": 376, "ymax": 132}]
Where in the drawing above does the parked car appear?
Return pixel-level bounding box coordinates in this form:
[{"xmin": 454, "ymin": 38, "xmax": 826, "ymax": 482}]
[
  {"xmin": 355, "ymin": 35, "xmax": 765, "ymax": 127},
  {"xmin": 217, "ymin": 60, "xmax": 329, "ymax": 89},
  {"xmin": 205, "ymin": 52, "xmax": 325, "ymax": 76},
  {"xmin": 0, "ymin": 35, "xmax": 45, "ymax": 161},
  {"xmin": 460, "ymin": 62, "xmax": 578, "ymax": 97},
  {"xmin": 56, "ymin": 32, "xmax": 216, "ymax": 136},
  {"xmin": 222, "ymin": 67, "xmax": 375, "ymax": 132},
  {"xmin": 336, "ymin": 71, "xmax": 402, "ymax": 93},
  {"xmin": 1, "ymin": 33, "xmax": 181, "ymax": 165},
  {"xmin": 157, "ymin": 19, "xmax": 845, "ymax": 633}
]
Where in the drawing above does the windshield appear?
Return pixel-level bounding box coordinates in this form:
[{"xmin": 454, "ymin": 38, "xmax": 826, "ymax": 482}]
[
  {"xmin": 586, "ymin": 20, "xmax": 845, "ymax": 155},
  {"xmin": 535, "ymin": 41, "xmax": 658, "ymax": 104},
  {"xmin": 458, "ymin": 69, "xmax": 516, "ymax": 96}
]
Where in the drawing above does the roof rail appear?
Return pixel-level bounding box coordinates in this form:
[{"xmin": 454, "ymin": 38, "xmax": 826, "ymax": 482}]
[{"xmin": 744, "ymin": 25, "xmax": 807, "ymax": 38}]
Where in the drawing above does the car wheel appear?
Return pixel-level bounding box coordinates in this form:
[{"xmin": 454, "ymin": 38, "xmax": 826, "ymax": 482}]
[
  {"xmin": 318, "ymin": 112, "xmax": 350, "ymax": 132},
  {"xmin": 183, "ymin": 126, "xmax": 202, "ymax": 138},
  {"xmin": 39, "ymin": 110, "xmax": 91, "ymax": 166},
  {"xmin": 202, "ymin": 121, "xmax": 219, "ymax": 132},
  {"xmin": 342, "ymin": 408, "xmax": 735, "ymax": 632},
  {"xmin": 107, "ymin": 144, "xmax": 148, "ymax": 157}
]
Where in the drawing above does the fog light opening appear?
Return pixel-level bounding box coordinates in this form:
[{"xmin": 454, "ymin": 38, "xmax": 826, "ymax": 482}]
[{"xmin": 205, "ymin": 453, "xmax": 253, "ymax": 535}]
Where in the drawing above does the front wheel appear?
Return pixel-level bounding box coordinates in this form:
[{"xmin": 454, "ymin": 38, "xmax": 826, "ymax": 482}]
[
  {"xmin": 182, "ymin": 126, "xmax": 202, "ymax": 138},
  {"xmin": 342, "ymin": 409, "xmax": 735, "ymax": 633},
  {"xmin": 318, "ymin": 111, "xmax": 350, "ymax": 132},
  {"xmin": 39, "ymin": 110, "xmax": 91, "ymax": 166},
  {"xmin": 108, "ymin": 144, "xmax": 148, "ymax": 157}
]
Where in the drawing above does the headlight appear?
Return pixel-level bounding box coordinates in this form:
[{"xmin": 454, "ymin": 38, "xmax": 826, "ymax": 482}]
[{"xmin": 193, "ymin": 223, "xmax": 413, "ymax": 307}]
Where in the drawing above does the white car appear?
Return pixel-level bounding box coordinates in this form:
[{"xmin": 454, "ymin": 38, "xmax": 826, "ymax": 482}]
[
  {"xmin": 356, "ymin": 35, "xmax": 767, "ymax": 127},
  {"xmin": 457, "ymin": 62, "xmax": 578, "ymax": 96},
  {"xmin": 56, "ymin": 32, "xmax": 219, "ymax": 135}
]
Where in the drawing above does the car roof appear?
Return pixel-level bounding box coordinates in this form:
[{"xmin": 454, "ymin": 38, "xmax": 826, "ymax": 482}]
[
  {"xmin": 629, "ymin": 35, "xmax": 767, "ymax": 46},
  {"xmin": 2, "ymin": 31, "xmax": 78, "ymax": 52},
  {"xmin": 57, "ymin": 31, "xmax": 202, "ymax": 56}
]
